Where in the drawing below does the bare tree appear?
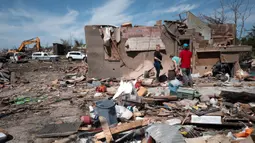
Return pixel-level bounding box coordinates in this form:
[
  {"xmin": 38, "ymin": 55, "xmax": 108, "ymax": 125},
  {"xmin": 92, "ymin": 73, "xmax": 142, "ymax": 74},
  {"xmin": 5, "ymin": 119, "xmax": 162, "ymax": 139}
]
[
  {"xmin": 226, "ymin": 0, "xmax": 254, "ymax": 40},
  {"xmin": 60, "ymin": 39, "xmax": 71, "ymax": 47},
  {"xmin": 200, "ymin": 0, "xmax": 227, "ymax": 24},
  {"xmin": 238, "ymin": 0, "xmax": 253, "ymax": 39},
  {"xmin": 201, "ymin": 0, "xmax": 254, "ymax": 43}
]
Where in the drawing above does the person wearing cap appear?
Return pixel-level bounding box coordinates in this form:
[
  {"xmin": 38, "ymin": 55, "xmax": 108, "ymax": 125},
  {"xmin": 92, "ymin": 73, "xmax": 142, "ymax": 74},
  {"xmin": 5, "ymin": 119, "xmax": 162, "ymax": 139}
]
[
  {"xmin": 179, "ymin": 43, "xmax": 193, "ymax": 86},
  {"xmin": 154, "ymin": 44, "xmax": 163, "ymax": 82}
]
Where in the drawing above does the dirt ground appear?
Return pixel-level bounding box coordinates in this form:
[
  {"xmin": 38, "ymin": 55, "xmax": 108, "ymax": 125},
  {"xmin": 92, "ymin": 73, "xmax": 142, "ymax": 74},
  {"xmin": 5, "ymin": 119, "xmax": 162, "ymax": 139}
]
[
  {"xmin": 0, "ymin": 60, "xmax": 90, "ymax": 143},
  {"xmin": 1, "ymin": 60, "xmax": 255, "ymax": 143}
]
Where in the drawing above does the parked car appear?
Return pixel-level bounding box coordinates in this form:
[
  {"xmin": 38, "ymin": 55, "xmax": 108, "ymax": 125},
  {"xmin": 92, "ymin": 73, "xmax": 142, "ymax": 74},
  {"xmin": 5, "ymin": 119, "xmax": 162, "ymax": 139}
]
[
  {"xmin": 66, "ymin": 51, "xmax": 87, "ymax": 62},
  {"xmin": 10, "ymin": 52, "xmax": 28, "ymax": 63},
  {"xmin": 32, "ymin": 52, "xmax": 59, "ymax": 62}
]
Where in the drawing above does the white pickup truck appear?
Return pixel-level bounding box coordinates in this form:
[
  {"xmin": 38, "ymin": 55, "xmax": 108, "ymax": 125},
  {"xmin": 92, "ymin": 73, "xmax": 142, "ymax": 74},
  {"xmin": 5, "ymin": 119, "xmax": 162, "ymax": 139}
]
[{"xmin": 32, "ymin": 52, "xmax": 59, "ymax": 62}]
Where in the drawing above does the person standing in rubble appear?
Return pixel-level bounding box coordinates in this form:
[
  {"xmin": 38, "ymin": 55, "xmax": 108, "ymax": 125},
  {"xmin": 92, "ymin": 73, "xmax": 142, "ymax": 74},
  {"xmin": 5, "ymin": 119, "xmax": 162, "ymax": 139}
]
[
  {"xmin": 168, "ymin": 55, "xmax": 179, "ymax": 80},
  {"xmin": 154, "ymin": 44, "xmax": 163, "ymax": 82},
  {"xmin": 179, "ymin": 43, "xmax": 193, "ymax": 86},
  {"xmin": 170, "ymin": 54, "xmax": 181, "ymax": 75}
]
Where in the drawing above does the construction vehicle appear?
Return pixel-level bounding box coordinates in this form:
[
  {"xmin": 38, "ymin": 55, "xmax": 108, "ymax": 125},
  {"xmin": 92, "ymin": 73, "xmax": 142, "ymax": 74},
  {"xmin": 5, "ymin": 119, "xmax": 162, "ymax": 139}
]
[{"xmin": 7, "ymin": 37, "xmax": 41, "ymax": 53}]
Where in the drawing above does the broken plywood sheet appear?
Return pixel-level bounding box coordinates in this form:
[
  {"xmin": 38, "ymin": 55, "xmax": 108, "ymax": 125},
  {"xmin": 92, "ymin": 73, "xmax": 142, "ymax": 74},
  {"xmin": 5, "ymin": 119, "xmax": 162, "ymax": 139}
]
[
  {"xmin": 125, "ymin": 37, "xmax": 165, "ymax": 52},
  {"xmin": 123, "ymin": 60, "xmax": 154, "ymax": 79},
  {"xmin": 221, "ymin": 54, "xmax": 239, "ymax": 63},
  {"xmin": 123, "ymin": 59, "xmax": 172, "ymax": 79}
]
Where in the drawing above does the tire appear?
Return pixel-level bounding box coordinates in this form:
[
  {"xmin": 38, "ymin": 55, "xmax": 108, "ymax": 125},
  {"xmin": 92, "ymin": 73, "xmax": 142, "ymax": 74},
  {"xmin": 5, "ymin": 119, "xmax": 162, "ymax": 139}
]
[{"xmin": 68, "ymin": 57, "xmax": 73, "ymax": 62}]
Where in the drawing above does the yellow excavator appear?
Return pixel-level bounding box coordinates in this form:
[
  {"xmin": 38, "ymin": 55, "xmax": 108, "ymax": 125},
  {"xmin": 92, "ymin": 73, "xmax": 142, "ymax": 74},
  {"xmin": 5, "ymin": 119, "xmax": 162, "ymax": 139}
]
[{"xmin": 7, "ymin": 37, "xmax": 41, "ymax": 53}]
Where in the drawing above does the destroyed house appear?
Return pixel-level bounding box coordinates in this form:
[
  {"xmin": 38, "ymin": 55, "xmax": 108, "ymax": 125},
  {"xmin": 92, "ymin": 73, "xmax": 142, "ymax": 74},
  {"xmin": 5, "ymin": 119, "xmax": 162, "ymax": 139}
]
[{"xmin": 85, "ymin": 12, "xmax": 252, "ymax": 79}]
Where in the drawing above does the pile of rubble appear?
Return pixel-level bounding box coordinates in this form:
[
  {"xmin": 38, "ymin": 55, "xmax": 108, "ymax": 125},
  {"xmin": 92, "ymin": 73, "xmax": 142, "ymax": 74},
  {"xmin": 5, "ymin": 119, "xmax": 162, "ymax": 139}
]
[
  {"xmin": 64, "ymin": 62, "xmax": 88, "ymax": 75},
  {"xmin": 0, "ymin": 63, "xmax": 13, "ymax": 88},
  {"xmin": 33, "ymin": 72, "xmax": 255, "ymax": 143}
]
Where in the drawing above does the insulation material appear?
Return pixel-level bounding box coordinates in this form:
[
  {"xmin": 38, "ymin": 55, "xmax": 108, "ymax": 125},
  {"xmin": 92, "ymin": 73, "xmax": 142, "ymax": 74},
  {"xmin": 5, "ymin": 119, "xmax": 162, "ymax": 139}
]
[
  {"xmin": 114, "ymin": 27, "xmax": 121, "ymax": 43},
  {"xmin": 125, "ymin": 37, "xmax": 165, "ymax": 52},
  {"xmin": 103, "ymin": 27, "xmax": 112, "ymax": 43},
  {"xmin": 221, "ymin": 54, "xmax": 239, "ymax": 63}
]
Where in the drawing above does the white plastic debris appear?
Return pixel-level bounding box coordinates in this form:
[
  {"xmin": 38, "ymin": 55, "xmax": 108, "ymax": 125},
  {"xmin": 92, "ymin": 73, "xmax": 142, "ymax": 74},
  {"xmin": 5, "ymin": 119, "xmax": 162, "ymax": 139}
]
[
  {"xmin": 115, "ymin": 105, "xmax": 133, "ymax": 120},
  {"xmin": 135, "ymin": 117, "xmax": 144, "ymax": 120},
  {"xmin": 89, "ymin": 106, "xmax": 96, "ymax": 119},
  {"xmin": 191, "ymin": 73, "xmax": 200, "ymax": 78},
  {"xmin": 191, "ymin": 115, "xmax": 222, "ymax": 124},
  {"xmin": 94, "ymin": 92, "xmax": 103, "ymax": 97},
  {"xmin": 225, "ymin": 73, "xmax": 230, "ymax": 82},
  {"xmin": 210, "ymin": 98, "xmax": 218, "ymax": 107},
  {"xmin": 170, "ymin": 78, "xmax": 182, "ymax": 87},
  {"xmin": 112, "ymin": 80, "xmax": 134, "ymax": 100},
  {"xmin": 165, "ymin": 118, "xmax": 182, "ymax": 125}
]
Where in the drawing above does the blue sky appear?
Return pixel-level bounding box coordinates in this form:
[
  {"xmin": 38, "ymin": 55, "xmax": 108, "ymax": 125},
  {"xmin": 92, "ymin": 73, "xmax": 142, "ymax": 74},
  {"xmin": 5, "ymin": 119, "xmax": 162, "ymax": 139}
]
[{"xmin": 0, "ymin": 0, "xmax": 255, "ymax": 49}]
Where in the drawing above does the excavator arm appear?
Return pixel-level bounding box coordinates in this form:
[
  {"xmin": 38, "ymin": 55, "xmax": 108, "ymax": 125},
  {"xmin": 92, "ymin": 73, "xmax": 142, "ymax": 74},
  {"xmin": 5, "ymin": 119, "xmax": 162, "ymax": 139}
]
[{"xmin": 17, "ymin": 37, "xmax": 41, "ymax": 52}]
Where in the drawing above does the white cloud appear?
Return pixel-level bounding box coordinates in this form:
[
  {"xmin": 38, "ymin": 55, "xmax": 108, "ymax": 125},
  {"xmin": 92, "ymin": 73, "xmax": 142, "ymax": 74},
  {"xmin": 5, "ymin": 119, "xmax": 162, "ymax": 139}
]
[
  {"xmin": 167, "ymin": 4, "xmax": 198, "ymax": 13},
  {"xmin": 0, "ymin": 8, "xmax": 84, "ymax": 49},
  {"xmin": 145, "ymin": 20, "xmax": 156, "ymax": 26},
  {"xmin": 152, "ymin": 4, "xmax": 199, "ymax": 15},
  {"xmin": 0, "ymin": 0, "xmax": 136, "ymax": 48},
  {"xmin": 87, "ymin": 0, "xmax": 133, "ymax": 25}
]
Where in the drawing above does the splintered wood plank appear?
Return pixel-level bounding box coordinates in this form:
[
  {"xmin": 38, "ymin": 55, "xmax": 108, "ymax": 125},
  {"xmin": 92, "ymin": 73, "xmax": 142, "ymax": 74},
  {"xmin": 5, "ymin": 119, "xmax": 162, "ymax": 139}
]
[
  {"xmin": 99, "ymin": 116, "xmax": 113, "ymax": 143},
  {"xmin": 95, "ymin": 119, "xmax": 149, "ymax": 140}
]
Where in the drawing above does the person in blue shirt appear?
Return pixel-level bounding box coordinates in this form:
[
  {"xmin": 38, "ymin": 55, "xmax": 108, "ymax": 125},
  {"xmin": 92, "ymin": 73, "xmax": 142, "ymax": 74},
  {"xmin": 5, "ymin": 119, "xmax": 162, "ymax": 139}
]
[{"xmin": 170, "ymin": 54, "xmax": 180, "ymax": 75}]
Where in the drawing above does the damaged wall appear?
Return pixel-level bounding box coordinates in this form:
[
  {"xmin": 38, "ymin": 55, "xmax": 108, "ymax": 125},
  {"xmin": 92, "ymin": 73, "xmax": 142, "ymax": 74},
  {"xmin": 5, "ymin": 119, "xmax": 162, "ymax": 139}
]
[
  {"xmin": 193, "ymin": 46, "xmax": 252, "ymax": 75},
  {"xmin": 85, "ymin": 26, "xmax": 122, "ymax": 78},
  {"xmin": 85, "ymin": 25, "xmax": 177, "ymax": 79},
  {"xmin": 186, "ymin": 12, "xmax": 212, "ymax": 43},
  {"xmin": 209, "ymin": 24, "xmax": 236, "ymax": 45}
]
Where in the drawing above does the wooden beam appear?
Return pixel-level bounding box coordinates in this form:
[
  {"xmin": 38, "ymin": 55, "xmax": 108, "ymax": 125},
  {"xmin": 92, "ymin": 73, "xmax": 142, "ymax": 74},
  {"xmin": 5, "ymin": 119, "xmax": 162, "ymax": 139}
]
[
  {"xmin": 99, "ymin": 116, "xmax": 113, "ymax": 143},
  {"xmin": 95, "ymin": 119, "xmax": 149, "ymax": 140}
]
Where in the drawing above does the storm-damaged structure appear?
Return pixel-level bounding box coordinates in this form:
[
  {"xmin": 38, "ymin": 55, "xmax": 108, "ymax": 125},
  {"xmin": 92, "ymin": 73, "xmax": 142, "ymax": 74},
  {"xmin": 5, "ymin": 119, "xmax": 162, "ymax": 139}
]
[{"xmin": 85, "ymin": 12, "xmax": 252, "ymax": 79}]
